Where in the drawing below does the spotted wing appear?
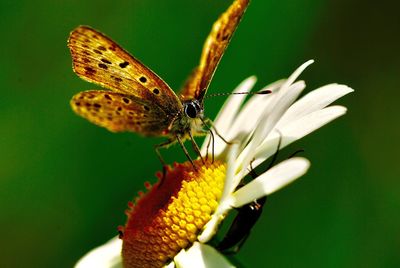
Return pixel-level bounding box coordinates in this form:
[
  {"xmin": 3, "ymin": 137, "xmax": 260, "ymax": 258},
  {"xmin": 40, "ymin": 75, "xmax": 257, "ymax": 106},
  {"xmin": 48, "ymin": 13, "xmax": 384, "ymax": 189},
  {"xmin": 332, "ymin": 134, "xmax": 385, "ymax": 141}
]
[
  {"xmin": 68, "ymin": 26, "xmax": 182, "ymax": 113},
  {"xmin": 179, "ymin": 0, "xmax": 250, "ymax": 102},
  {"xmin": 71, "ymin": 90, "xmax": 173, "ymax": 136}
]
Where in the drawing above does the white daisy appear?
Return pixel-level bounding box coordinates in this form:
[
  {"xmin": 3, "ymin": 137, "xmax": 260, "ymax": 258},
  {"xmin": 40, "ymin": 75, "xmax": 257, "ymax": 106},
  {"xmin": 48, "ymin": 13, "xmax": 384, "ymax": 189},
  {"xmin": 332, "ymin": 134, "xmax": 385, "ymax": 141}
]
[{"xmin": 75, "ymin": 60, "xmax": 353, "ymax": 268}]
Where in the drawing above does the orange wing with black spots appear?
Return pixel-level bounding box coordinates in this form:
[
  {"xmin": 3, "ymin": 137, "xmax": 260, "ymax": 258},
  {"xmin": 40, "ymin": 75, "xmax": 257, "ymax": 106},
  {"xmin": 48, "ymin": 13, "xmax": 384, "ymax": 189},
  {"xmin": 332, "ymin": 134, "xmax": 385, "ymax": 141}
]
[
  {"xmin": 68, "ymin": 26, "xmax": 180, "ymax": 104},
  {"xmin": 71, "ymin": 90, "xmax": 172, "ymax": 135},
  {"xmin": 68, "ymin": 26, "xmax": 182, "ymax": 134},
  {"xmin": 180, "ymin": 0, "xmax": 250, "ymax": 102}
]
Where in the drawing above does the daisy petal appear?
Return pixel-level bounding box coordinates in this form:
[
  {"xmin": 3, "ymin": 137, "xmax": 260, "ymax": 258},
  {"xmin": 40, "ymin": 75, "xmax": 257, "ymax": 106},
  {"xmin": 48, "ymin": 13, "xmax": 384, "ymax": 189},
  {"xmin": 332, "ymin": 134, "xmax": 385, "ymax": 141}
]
[
  {"xmin": 252, "ymin": 80, "xmax": 306, "ymax": 148},
  {"xmin": 197, "ymin": 204, "xmax": 227, "ymax": 243},
  {"xmin": 201, "ymin": 76, "xmax": 257, "ymax": 155},
  {"xmin": 253, "ymin": 105, "xmax": 348, "ymax": 164},
  {"xmin": 276, "ymin": 105, "xmax": 347, "ymax": 146},
  {"xmin": 174, "ymin": 242, "xmax": 234, "ymax": 268},
  {"xmin": 231, "ymin": 157, "xmax": 310, "ymax": 208},
  {"xmin": 75, "ymin": 237, "xmax": 122, "ymax": 268},
  {"xmin": 256, "ymin": 59, "xmax": 315, "ymax": 141},
  {"xmin": 224, "ymin": 80, "xmax": 285, "ymax": 144},
  {"xmin": 220, "ymin": 144, "xmax": 240, "ymax": 202},
  {"xmin": 238, "ymin": 80, "xmax": 306, "ymax": 175},
  {"xmin": 277, "ymin": 84, "xmax": 354, "ymax": 127},
  {"xmin": 281, "ymin": 60, "xmax": 314, "ymax": 91}
]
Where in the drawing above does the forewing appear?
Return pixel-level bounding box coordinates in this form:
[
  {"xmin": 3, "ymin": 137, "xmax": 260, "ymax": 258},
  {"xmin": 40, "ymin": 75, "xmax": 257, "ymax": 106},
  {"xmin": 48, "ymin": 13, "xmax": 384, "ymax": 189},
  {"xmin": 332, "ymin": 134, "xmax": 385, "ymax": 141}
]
[
  {"xmin": 68, "ymin": 26, "xmax": 182, "ymax": 111},
  {"xmin": 180, "ymin": 0, "xmax": 250, "ymax": 102},
  {"xmin": 71, "ymin": 90, "xmax": 172, "ymax": 136}
]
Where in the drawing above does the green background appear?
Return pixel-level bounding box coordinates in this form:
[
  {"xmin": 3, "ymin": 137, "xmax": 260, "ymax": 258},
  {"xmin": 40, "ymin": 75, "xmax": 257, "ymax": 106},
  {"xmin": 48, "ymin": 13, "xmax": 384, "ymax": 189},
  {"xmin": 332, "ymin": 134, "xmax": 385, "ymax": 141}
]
[{"xmin": 1, "ymin": 0, "xmax": 399, "ymax": 267}]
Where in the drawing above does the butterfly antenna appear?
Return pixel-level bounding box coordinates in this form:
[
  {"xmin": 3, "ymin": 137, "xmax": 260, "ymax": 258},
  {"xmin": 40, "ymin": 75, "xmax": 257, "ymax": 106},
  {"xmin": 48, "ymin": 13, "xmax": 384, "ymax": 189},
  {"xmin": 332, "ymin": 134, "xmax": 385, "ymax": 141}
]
[{"xmin": 204, "ymin": 89, "xmax": 271, "ymax": 100}]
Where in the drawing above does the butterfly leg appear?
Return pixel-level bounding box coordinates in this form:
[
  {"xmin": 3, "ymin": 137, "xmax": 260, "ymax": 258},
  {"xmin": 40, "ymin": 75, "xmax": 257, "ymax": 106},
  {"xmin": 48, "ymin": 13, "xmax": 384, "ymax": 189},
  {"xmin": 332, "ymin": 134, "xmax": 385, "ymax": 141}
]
[
  {"xmin": 205, "ymin": 128, "xmax": 215, "ymax": 163},
  {"xmin": 203, "ymin": 118, "xmax": 232, "ymax": 145},
  {"xmin": 154, "ymin": 139, "xmax": 176, "ymax": 182},
  {"xmin": 176, "ymin": 135, "xmax": 197, "ymax": 171},
  {"xmin": 188, "ymin": 131, "xmax": 205, "ymax": 164},
  {"xmin": 199, "ymin": 118, "xmax": 216, "ymax": 163}
]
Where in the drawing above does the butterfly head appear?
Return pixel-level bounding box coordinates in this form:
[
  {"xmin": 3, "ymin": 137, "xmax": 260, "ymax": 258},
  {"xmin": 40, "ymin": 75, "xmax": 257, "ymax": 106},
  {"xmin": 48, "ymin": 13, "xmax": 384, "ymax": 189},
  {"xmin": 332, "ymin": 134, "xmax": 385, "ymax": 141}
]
[{"xmin": 183, "ymin": 99, "xmax": 203, "ymax": 119}]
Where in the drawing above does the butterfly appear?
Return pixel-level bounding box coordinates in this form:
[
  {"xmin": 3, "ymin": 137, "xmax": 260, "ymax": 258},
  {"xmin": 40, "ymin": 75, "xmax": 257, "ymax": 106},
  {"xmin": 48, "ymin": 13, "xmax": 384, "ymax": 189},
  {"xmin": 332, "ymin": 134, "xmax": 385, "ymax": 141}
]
[{"xmin": 68, "ymin": 0, "xmax": 250, "ymax": 167}]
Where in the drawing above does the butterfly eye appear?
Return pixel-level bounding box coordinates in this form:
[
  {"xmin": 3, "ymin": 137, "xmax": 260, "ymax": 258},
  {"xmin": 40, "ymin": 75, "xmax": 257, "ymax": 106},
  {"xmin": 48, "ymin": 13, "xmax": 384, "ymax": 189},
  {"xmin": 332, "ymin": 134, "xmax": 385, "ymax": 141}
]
[{"xmin": 184, "ymin": 102, "xmax": 198, "ymax": 119}]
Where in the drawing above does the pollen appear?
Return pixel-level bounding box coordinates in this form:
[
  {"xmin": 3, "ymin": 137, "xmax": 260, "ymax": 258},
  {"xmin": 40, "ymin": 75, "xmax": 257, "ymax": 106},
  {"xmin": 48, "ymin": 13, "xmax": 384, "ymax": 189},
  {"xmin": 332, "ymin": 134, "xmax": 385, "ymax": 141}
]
[{"xmin": 121, "ymin": 160, "xmax": 226, "ymax": 268}]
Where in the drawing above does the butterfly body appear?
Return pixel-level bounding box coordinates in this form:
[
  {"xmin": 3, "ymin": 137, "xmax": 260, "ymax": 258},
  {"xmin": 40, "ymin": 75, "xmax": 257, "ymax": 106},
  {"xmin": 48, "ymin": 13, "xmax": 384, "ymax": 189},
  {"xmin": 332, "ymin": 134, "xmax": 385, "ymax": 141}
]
[{"xmin": 68, "ymin": 0, "xmax": 250, "ymax": 160}]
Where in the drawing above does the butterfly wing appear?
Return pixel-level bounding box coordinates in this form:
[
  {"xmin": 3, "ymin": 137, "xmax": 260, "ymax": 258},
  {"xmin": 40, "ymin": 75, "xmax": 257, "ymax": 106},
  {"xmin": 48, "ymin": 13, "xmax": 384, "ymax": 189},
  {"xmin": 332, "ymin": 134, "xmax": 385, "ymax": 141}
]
[
  {"xmin": 71, "ymin": 90, "xmax": 173, "ymax": 135},
  {"xmin": 179, "ymin": 0, "xmax": 250, "ymax": 102},
  {"xmin": 68, "ymin": 26, "xmax": 182, "ymax": 114}
]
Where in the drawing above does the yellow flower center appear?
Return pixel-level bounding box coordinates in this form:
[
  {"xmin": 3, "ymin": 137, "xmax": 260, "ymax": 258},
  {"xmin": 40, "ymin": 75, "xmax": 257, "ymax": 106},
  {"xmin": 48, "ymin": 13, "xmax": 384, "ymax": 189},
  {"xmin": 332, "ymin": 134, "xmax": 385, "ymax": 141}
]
[{"xmin": 121, "ymin": 159, "xmax": 226, "ymax": 268}]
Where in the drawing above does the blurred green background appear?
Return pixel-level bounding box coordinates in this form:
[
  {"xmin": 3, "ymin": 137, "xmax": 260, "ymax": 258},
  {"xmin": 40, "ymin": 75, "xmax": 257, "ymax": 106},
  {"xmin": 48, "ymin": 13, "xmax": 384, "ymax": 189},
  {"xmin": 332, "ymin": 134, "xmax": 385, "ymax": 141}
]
[{"xmin": 1, "ymin": 0, "xmax": 399, "ymax": 267}]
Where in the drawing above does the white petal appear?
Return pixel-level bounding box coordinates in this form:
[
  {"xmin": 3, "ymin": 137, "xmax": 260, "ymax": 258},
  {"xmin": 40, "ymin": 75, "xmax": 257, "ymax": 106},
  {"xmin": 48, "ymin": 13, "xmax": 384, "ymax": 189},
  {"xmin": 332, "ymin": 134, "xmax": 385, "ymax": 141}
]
[
  {"xmin": 275, "ymin": 105, "xmax": 347, "ymax": 145},
  {"xmin": 231, "ymin": 157, "xmax": 310, "ymax": 208},
  {"xmin": 220, "ymin": 143, "xmax": 240, "ymax": 203},
  {"xmin": 237, "ymin": 80, "xmax": 306, "ymax": 175},
  {"xmin": 253, "ymin": 105, "xmax": 348, "ymax": 165},
  {"xmin": 201, "ymin": 76, "xmax": 257, "ymax": 155},
  {"xmin": 75, "ymin": 237, "xmax": 122, "ymax": 268},
  {"xmin": 198, "ymin": 204, "xmax": 229, "ymax": 243},
  {"xmin": 222, "ymin": 80, "xmax": 285, "ymax": 145},
  {"xmin": 281, "ymin": 60, "xmax": 314, "ymax": 91},
  {"xmin": 251, "ymin": 80, "xmax": 306, "ymax": 152},
  {"xmin": 277, "ymin": 84, "xmax": 353, "ymax": 128},
  {"xmin": 174, "ymin": 242, "xmax": 234, "ymax": 268}
]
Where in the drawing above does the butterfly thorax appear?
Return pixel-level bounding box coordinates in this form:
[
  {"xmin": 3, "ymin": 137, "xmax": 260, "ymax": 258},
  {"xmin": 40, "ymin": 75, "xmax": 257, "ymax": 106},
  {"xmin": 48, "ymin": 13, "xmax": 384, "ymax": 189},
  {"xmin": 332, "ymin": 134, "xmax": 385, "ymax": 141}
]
[{"xmin": 169, "ymin": 99, "xmax": 204, "ymax": 137}]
